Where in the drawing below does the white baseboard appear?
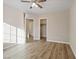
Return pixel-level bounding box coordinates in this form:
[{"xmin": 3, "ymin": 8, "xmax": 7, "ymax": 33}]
[
  {"xmin": 69, "ymin": 44, "xmax": 76, "ymax": 57},
  {"xmin": 3, "ymin": 43, "xmax": 16, "ymax": 50},
  {"xmin": 47, "ymin": 40, "xmax": 69, "ymax": 44}
]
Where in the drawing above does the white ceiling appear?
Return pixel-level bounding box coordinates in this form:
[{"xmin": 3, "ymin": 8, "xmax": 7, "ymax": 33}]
[{"xmin": 4, "ymin": 0, "xmax": 73, "ymax": 14}]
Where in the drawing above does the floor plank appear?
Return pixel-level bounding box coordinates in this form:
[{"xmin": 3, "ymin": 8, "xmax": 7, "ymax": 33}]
[{"xmin": 3, "ymin": 41, "xmax": 75, "ymax": 59}]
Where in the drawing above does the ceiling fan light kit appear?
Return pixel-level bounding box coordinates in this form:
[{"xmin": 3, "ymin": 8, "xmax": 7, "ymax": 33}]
[
  {"xmin": 32, "ymin": 3, "xmax": 38, "ymax": 7},
  {"xmin": 21, "ymin": 0, "xmax": 46, "ymax": 9}
]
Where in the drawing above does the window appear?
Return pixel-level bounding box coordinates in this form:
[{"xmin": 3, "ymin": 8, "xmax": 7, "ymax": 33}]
[
  {"xmin": 3, "ymin": 23, "xmax": 10, "ymax": 42},
  {"xmin": 10, "ymin": 26, "xmax": 16, "ymax": 43},
  {"xmin": 3, "ymin": 22, "xmax": 25, "ymax": 44},
  {"xmin": 17, "ymin": 28, "xmax": 25, "ymax": 43}
]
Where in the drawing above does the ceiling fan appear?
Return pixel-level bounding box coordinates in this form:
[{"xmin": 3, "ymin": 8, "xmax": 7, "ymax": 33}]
[{"xmin": 21, "ymin": 0, "xmax": 46, "ymax": 9}]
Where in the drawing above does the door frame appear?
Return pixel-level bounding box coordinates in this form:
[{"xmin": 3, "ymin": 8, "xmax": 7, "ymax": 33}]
[{"xmin": 40, "ymin": 19, "xmax": 47, "ymax": 41}]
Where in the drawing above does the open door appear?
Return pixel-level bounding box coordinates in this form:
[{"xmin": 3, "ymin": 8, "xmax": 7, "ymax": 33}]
[
  {"xmin": 25, "ymin": 19, "xmax": 34, "ymax": 42},
  {"xmin": 40, "ymin": 19, "xmax": 47, "ymax": 41}
]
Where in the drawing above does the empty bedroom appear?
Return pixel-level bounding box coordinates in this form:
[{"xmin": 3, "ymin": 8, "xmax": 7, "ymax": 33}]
[{"xmin": 3, "ymin": 0, "xmax": 76, "ymax": 59}]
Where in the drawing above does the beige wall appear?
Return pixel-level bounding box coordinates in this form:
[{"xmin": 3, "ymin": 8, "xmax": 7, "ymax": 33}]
[
  {"xmin": 69, "ymin": 0, "xmax": 76, "ymax": 56},
  {"xmin": 39, "ymin": 10, "xmax": 70, "ymax": 43},
  {"xmin": 3, "ymin": 4, "xmax": 24, "ymax": 29}
]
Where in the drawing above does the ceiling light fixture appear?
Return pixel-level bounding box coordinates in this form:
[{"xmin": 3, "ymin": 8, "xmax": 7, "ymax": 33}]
[
  {"xmin": 32, "ymin": 3, "xmax": 38, "ymax": 7},
  {"xmin": 21, "ymin": 0, "xmax": 46, "ymax": 9}
]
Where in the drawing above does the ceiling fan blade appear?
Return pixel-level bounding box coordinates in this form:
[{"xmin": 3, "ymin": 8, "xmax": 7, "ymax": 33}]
[
  {"xmin": 21, "ymin": 0, "xmax": 31, "ymax": 3},
  {"xmin": 35, "ymin": 0, "xmax": 46, "ymax": 2},
  {"xmin": 35, "ymin": 3, "xmax": 43, "ymax": 8}
]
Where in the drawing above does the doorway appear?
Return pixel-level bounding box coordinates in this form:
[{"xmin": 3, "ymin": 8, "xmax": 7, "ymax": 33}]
[
  {"xmin": 26, "ymin": 19, "xmax": 34, "ymax": 42},
  {"xmin": 40, "ymin": 19, "xmax": 47, "ymax": 41}
]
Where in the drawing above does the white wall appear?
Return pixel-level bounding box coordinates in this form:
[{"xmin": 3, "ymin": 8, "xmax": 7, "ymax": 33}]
[
  {"xmin": 69, "ymin": 0, "xmax": 76, "ymax": 56},
  {"xmin": 3, "ymin": 4, "xmax": 24, "ymax": 29},
  {"xmin": 39, "ymin": 10, "xmax": 70, "ymax": 43}
]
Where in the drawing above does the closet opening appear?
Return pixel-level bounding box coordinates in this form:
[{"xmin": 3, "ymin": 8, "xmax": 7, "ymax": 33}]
[{"xmin": 40, "ymin": 19, "xmax": 47, "ymax": 41}]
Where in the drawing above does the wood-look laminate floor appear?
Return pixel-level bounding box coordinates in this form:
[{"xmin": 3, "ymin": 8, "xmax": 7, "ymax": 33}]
[{"xmin": 3, "ymin": 40, "xmax": 75, "ymax": 59}]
